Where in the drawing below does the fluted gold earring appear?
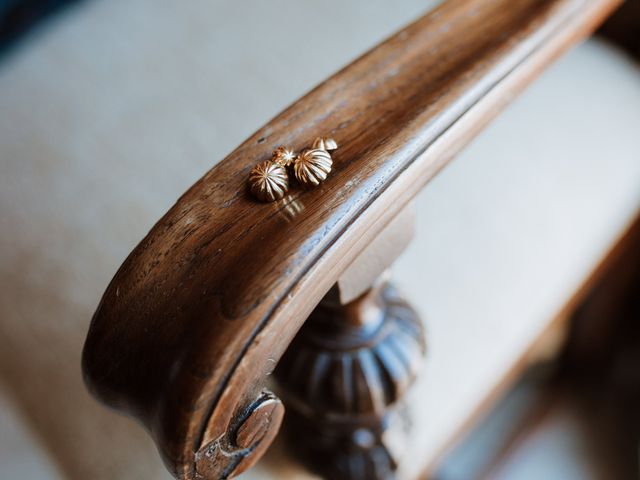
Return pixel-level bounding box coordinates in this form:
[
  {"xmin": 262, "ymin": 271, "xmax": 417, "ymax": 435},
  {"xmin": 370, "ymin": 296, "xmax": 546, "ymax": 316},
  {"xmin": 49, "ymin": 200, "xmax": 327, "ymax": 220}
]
[
  {"xmin": 292, "ymin": 137, "xmax": 338, "ymax": 188},
  {"xmin": 248, "ymin": 137, "xmax": 338, "ymax": 201},
  {"xmin": 248, "ymin": 146, "xmax": 295, "ymax": 202}
]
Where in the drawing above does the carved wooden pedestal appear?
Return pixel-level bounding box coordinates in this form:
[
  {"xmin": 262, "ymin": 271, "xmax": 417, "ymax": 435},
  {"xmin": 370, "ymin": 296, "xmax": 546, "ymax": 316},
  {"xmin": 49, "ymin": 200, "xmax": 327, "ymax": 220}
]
[{"xmin": 276, "ymin": 281, "xmax": 426, "ymax": 479}]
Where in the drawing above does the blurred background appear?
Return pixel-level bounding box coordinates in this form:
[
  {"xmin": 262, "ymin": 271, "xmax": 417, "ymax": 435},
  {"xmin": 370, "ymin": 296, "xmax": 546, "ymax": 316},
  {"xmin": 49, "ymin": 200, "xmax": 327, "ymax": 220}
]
[{"xmin": 0, "ymin": 1, "xmax": 639, "ymax": 479}]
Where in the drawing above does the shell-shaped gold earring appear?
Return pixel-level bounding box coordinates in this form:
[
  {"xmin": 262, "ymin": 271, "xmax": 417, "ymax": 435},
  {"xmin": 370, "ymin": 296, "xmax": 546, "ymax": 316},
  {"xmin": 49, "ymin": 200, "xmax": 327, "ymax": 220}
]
[
  {"xmin": 248, "ymin": 146, "xmax": 295, "ymax": 202},
  {"xmin": 293, "ymin": 137, "xmax": 338, "ymax": 188}
]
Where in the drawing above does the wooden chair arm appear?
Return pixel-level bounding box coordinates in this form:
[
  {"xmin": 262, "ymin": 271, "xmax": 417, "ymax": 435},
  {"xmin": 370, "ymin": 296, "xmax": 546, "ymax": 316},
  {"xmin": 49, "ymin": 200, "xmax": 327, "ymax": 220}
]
[{"xmin": 82, "ymin": 0, "xmax": 619, "ymax": 478}]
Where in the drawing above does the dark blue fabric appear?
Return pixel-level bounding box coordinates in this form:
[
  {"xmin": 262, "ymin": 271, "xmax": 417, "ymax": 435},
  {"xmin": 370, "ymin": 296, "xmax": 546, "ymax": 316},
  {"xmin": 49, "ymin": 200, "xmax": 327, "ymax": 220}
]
[{"xmin": 0, "ymin": 0, "xmax": 82, "ymax": 56}]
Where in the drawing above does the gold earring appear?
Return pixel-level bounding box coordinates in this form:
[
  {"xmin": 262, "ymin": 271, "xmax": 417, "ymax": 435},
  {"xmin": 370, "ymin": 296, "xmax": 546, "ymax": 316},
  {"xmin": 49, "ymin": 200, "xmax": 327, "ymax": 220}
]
[
  {"xmin": 248, "ymin": 146, "xmax": 295, "ymax": 202},
  {"xmin": 293, "ymin": 137, "xmax": 338, "ymax": 188}
]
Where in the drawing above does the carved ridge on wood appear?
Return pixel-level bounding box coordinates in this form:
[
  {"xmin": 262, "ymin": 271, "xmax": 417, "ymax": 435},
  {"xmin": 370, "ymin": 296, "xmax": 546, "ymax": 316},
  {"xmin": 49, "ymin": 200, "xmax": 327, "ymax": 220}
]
[{"xmin": 194, "ymin": 390, "xmax": 284, "ymax": 479}]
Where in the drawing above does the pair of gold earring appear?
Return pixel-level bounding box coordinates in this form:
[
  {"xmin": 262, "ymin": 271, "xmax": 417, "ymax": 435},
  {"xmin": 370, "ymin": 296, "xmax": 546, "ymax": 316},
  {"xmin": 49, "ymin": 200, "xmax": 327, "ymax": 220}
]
[{"xmin": 248, "ymin": 136, "xmax": 338, "ymax": 202}]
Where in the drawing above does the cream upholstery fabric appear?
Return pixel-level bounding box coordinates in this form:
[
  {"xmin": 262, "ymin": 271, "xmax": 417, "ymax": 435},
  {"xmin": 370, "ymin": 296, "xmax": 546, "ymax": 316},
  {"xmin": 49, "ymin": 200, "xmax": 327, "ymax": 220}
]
[
  {"xmin": 395, "ymin": 38, "xmax": 640, "ymax": 480},
  {"xmin": 0, "ymin": 0, "xmax": 639, "ymax": 479}
]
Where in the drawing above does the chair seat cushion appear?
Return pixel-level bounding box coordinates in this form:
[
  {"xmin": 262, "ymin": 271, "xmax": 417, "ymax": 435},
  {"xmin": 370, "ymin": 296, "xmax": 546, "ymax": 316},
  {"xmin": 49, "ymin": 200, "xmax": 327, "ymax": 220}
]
[{"xmin": 394, "ymin": 37, "xmax": 640, "ymax": 480}]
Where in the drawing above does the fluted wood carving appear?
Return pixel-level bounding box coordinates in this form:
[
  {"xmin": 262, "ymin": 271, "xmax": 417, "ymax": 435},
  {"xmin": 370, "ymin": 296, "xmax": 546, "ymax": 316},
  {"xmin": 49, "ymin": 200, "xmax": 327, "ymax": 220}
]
[{"xmin": 276, "ymin": 282, "xmax": 426, "ymax": 479}]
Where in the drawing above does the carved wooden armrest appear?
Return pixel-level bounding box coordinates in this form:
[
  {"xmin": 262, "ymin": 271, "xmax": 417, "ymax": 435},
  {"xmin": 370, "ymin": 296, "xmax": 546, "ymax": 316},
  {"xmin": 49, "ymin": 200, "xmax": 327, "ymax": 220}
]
[{"xmin": 82, "ymin": 0, "xmax": 619, "ymax": 478}]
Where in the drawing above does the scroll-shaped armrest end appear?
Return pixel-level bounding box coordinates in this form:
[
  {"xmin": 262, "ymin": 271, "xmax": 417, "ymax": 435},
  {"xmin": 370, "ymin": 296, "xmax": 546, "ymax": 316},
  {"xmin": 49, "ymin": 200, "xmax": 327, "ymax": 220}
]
[{"xmin": 82, "ymin": 260, "xmax": 288, "ymax": 479}]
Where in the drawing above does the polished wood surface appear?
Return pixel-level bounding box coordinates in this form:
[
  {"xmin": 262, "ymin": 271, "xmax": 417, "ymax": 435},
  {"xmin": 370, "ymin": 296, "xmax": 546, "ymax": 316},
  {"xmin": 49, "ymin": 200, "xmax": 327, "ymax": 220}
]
[{"xmin": 82, "ymin": 0, "xmax": 621, "ymax": 478}]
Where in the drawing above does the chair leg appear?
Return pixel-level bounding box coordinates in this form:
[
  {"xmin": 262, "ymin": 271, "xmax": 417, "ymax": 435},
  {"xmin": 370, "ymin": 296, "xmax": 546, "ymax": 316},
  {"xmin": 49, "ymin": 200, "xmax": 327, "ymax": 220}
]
[{"xmin": 276, "ymin": 279, "xmax": 426, "ymax": 479}]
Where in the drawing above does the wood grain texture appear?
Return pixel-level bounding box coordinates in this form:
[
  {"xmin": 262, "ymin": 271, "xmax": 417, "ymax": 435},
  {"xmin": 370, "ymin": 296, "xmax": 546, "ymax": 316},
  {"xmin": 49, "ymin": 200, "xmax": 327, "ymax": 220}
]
[{"xmin": 81, "ymin": 0, "xmax": 621, "ymax": 478}]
